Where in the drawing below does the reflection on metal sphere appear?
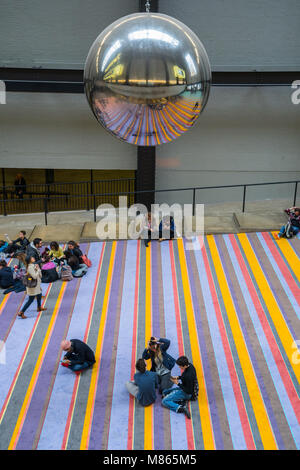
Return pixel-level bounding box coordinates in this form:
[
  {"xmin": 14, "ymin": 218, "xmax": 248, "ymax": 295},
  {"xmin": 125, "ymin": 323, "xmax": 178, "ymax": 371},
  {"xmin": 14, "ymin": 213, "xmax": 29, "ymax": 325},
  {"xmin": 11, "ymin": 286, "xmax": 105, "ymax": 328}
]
[{"xmin": 84, "ymin": 12, "xmax": 211, "ymax": 146}]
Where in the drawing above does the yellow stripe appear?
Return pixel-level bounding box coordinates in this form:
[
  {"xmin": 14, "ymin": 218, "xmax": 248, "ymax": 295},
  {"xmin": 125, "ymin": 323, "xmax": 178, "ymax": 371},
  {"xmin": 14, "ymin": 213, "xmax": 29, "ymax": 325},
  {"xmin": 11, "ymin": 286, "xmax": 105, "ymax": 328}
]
[
  {"xmin": 238, "ymin": 233, "xmax": 300, "ymax": 382},
  {"xmin": 8, "ymin": 282, "xmax": 67, "ymax": 449},
  {"xmin": 80, "ymin": 242, "xmax": 117, "ymax": 450},
  {"xmin": 271, "ymin": 231, "xmax": 300, "ymax": 282},
  {"xmin": 144, "ymin": 243, "xmax": 153, "ymax": 450},
  {"xmin": 207, "ymin": 235, "xmax": 278, "ymax": 449},
  {"xmin": 177, "ymin": 239, "xmax": 215, "ymax": 450},
  {"xmin": 0, "ymin": 293, "xmax": 10, "ymax": 316},
  {"xmin": 0, "ymin": 286, "xmax": 52, "ymax": 426}
]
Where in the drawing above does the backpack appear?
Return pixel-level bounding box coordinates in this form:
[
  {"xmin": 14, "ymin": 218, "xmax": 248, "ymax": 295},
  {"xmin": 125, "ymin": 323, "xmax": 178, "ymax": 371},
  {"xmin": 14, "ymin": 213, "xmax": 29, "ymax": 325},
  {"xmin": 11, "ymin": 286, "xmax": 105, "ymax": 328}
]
[
  {"xmin": 81, "ymin": 254, "xmax": 92, "ymax": 268},
  {"xmin": 61, "ymin": 264, "xmax": 73, "ymax": 281}
]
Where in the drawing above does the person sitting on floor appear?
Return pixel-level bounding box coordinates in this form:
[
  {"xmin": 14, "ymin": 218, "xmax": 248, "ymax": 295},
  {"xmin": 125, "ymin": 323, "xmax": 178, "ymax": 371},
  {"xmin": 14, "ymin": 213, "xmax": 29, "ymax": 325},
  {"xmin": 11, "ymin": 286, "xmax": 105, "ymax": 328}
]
[
  {"xmin": 158, "ymin": 215, "xmax": 175, "ymax": 242},
  {"xmin": 48, "ymin": 241, "xmax": 65, "ymax": 264},
  {"xmin": 61, "ymin": 339, "xmax": 96, "ymax": 374},
  {"xmin": 5, "ymin": 230, "xmax": 30, "ymax": 256},
  {"xmin": 142, "ymin": 337, "xmax": 176, "ymax": 394},
  {"xmin": 41, "ymin": 255, "xmax": 59, "ymax": 283},
  {"xmin": 278, "ymin": 206, "xmax": 300, "ymax": 238},
  {"xmin": 64, "ymin": 250, "xmax": 87, "ymax": 278},
  {"xmin": 0, "ymin": 240, "xmax": 9, "ymax": 257},
  {"xmin": 64, "ymin": 240, "xmax": 83, "ymax": 263},
  {"xmin": 26, "ymin": 238, "xmax": 44, "ymax": 266},
  {"xmin": 126, "ymin": 358, "xmax": 158, "ymax": 407},
  {"xmin": 0, "ymin": 260, "xmax": 14, "ymax": 289},
  {"xmin": 161, "ymin": 355, "xmax": 197, "ymax": 419}
]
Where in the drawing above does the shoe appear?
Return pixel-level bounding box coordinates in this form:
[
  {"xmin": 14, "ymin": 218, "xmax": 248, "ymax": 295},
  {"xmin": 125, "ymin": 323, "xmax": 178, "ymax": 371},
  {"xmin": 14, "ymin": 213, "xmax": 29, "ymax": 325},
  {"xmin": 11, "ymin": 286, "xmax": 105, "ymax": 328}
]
[
  {"xmin": 177, "ymin": 405, "xmax": 191, "ymax": 419},
  {"xmin": 18, "ymin": 312, "xmax": 27, "ymax": 319},
  {"xmin": 37, "ymin": 307, "xmax": 47, "ymax": 312}
]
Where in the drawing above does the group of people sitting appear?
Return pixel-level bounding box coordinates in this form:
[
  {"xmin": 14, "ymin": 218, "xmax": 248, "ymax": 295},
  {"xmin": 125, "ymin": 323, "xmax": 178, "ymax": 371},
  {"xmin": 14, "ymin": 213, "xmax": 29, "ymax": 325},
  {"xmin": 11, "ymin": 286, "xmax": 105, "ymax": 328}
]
[
  {"xmin": 0, "ymin": 231, "xmax": 91, "ymax": 319},
  {"xmin": 126, "ymin": 337, "xmax": 198, "ymax": 419},
  {"xmin": 59, "ymin": 336, "xmax": 197, "ymax": 419}
]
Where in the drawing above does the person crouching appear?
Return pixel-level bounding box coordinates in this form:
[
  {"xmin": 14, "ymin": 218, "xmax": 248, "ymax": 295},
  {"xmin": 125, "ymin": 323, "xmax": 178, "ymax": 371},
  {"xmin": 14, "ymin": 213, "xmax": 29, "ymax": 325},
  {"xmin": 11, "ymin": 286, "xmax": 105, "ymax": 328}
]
[{"xmin": 61, "ymin": 339, "xmax": 96, "ymax": 375}]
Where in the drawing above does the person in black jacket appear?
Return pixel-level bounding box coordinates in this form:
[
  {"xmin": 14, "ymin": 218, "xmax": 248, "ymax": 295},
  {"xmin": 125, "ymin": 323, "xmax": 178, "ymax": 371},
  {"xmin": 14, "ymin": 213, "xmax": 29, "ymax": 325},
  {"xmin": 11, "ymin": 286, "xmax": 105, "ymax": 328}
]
[
  {"xmin": 142, "ymin": 337, "xmax": 176, "ymax": 393},
  {"xmin": 5, "ymin": 230, "xmax": 30, "ymax": 256},
  {"xmin": 61, "ymin": 339, "xmax": 96, "ymax": 374},
  {"xmin": 26, "ymin": 238, "xmax": 44, "ymax": 266},
  {"xmin": 64, "ymin": 241, "xmax": 83, "ymax": 263},
  {"xmin": 161, "ymin": 356, "xmax": 197, "ymax": 419},
  {"xmin": 0, "ymin": 260, "xmax": 14, "ymax": 289}
]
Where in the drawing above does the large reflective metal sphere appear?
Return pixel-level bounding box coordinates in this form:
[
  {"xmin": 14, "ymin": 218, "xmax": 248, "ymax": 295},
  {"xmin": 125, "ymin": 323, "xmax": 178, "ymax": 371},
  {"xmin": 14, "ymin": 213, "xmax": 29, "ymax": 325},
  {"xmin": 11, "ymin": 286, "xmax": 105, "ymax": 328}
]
[{"xmin": 84, "ymin": 12, "xmax": 211, "ymax": 146}]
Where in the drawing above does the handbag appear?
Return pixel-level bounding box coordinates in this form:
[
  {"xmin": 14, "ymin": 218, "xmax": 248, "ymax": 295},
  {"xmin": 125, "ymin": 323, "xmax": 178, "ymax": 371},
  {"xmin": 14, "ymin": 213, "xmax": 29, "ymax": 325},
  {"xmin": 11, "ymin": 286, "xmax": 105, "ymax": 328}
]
[
  {"xmin": 81, "ymin": 254, "xmax": 92, "ymax": 268},
  {"xmin": 22, "ymin": 273, "xmax": 38, "ymax": 288}
]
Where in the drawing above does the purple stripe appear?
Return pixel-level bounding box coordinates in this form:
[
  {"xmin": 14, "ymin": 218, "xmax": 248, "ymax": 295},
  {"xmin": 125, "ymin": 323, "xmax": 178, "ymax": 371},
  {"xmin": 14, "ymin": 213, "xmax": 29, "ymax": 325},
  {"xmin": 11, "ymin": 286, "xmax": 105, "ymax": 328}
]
[
  {"xmin": 184, "ymin": 247, "xmax": 224, "ymax": 449},
  {"xmin": 151, "ymin": 243, "xmax": 165, "ymax": 451},
  {"xmin": 0, "ymin": 292, "xmax": 26, "ymax": 342},
  {"xmin": 15, "ymin": 244, "xmax": 88, "ymax": 450},
  {"xmin": 214, "ymin": 236, "xmax": 284, "ymax": 449},
  {"xmin": 247, "ymin": 235, "xmax": 297, "ymax": 340},
  {"xmin": 88, "ymin": 242, "xmax": 124, "ymax": 450}
]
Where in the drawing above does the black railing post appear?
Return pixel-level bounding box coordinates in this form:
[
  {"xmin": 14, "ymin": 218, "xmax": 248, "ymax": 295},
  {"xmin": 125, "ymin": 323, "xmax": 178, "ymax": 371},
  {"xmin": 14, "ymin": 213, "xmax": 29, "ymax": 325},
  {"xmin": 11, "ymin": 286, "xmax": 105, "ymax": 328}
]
[
  {"xmin": 242, "ymin": 185, "xmax": 247, "ymax": 212},
  {"xmin": 192, "ymin": 188, "xmax": 196, "ymax": 216},
  {"xmin": 2, "ymin": 168, "xmax": 7, "ymax": 216},
  {"xmin": 44, "ymin": 198, "xmax": 48, "ymax": 225},
  {"xmin": 86, "ymin": 182, "xmax": 90, "ymax": 211},
  {"xmin": 293, "ymin": 181, "xmax": 298, "ymax": 207},
  {"xmin": 93, "ymin": 194, "xmax": 96, "ymax": 222}
]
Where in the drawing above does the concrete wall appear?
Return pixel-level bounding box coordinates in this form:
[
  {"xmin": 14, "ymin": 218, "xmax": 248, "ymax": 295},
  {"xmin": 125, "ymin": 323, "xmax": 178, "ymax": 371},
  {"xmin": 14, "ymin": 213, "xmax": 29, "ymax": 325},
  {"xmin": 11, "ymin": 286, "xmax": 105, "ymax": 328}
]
[
  {"xmin": 0, "ymin": 0, "xmax": 299, "ymax": 71},
  {"xmin": 0, "ymin": 92, "xmax": 137, "ymax": 170},
  {"xmin": 1, "ymin": 86, "xmax": 299, "ymax": 206},
  {"xmin": 155, "ymin": 85, "xmax": 300, "ymax": 205}
]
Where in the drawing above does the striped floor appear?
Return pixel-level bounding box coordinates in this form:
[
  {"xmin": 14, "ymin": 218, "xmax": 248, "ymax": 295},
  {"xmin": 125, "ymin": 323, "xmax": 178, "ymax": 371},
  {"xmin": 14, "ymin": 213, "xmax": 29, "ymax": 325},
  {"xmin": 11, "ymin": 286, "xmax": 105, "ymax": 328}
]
[{"xmin": 0, "ymin": 233, "xmax": 299, "ymax": 450}]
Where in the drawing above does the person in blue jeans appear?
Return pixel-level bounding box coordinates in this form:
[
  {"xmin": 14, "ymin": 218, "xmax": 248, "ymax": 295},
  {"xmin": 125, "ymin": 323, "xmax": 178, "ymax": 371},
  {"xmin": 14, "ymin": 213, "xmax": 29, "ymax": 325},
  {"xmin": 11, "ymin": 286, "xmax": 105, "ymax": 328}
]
[
  {"xmin": 126, "ymin": 358, "xmax": 158, "ymax": 406},
  {"xmin": 61, "ymin": 339, "xmax": 95, "ymax": 375},
  {"xmin": 278, "ymin": 207, "xmax": 300, "ymax": 238},
  {"xmin": 162, "ymin": 356, "xmax": 197, "ymax": 419}
]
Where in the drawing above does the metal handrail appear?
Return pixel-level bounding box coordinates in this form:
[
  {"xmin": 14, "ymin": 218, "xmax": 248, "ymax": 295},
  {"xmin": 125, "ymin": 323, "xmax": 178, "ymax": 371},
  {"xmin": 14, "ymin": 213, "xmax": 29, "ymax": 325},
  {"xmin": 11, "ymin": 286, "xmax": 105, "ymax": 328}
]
[{"xmin": 0, "ymin": 179, "xmax": 298, "ymax": 224}]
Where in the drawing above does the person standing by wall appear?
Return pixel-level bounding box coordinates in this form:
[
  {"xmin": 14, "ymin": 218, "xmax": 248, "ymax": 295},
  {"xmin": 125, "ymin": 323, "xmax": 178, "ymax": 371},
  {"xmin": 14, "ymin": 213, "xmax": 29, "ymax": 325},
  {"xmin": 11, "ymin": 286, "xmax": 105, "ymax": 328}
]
[{"xmin": 14, "ymin": 173, "xmax": 27, "ymax": 199}]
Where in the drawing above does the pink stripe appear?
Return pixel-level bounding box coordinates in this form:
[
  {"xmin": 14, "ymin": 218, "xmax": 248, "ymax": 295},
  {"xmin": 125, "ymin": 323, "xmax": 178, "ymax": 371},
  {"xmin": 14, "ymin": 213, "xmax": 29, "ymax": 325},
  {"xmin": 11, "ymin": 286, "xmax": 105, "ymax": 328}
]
[
  {"xmin": 200, "ymin": 238, "xmax": 256, "ymax": 449},
  {"xmin": 228, "ymin": 234, "xmax": 300, "ymax": 423}
]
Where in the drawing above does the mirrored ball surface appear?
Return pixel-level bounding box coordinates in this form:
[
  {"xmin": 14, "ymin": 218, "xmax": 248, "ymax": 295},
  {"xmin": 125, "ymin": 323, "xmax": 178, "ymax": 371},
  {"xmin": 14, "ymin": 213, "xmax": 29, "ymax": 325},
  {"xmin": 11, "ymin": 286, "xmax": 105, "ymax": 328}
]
[{"xmin": 84, "ymin": 12, "xmax": 211, "ymax": 146}]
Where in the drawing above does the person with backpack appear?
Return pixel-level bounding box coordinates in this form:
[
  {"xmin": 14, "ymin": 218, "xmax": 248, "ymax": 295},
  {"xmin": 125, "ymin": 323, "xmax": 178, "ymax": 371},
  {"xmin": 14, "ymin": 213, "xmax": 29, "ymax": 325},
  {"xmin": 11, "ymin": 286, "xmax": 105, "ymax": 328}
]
[
  {"xmin": 17, "ymin": 255, "xmax": 47, "ymax": 319},
  {"xmin": 161, "ymin": 356, "xmax": 198, "ymax": 419},
  {"xmin": 278, "ymin": 207, "xmax": 300, "ymax": 238},
  {"xmin": 142, "ymin": 337, "xmax": 176, "ymax": 394}
]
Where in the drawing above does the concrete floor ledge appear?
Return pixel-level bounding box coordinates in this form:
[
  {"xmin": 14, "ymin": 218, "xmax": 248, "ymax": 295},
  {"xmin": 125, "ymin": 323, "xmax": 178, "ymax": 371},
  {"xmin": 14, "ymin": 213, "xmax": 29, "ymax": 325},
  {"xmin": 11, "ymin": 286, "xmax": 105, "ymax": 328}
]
[{"xmin": 234, "ymin": 211, "xmax": 287, "ymax": 232}]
